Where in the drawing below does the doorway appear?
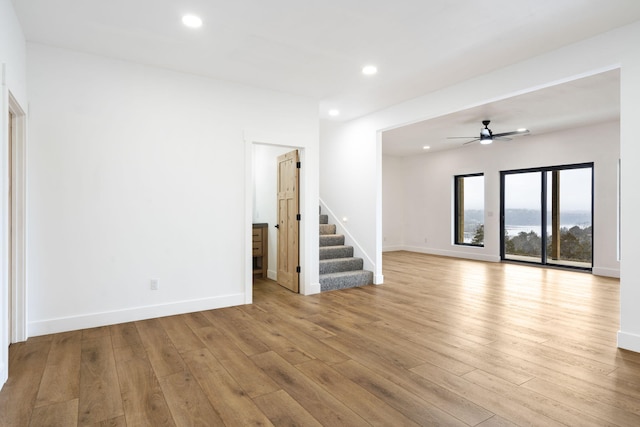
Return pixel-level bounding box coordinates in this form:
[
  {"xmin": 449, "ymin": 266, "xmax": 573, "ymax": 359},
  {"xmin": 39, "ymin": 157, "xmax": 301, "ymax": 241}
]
[
  {"xmin": 500, "ymin": 163, "xmax": 593, "ymax": 269},
  {"xmin": 250, "ymin": 144, "xmax": 303, "ymax": 296}
]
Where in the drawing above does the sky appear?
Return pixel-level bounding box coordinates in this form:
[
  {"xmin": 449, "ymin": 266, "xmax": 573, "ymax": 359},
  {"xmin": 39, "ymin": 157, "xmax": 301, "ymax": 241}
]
[
  {"xmin": 464, "ymin": 167, "xmax": 592, "ymax": 211},
  {"xmin": 504, "ymin": 168, "xmax": 592, "ymax": 211}
]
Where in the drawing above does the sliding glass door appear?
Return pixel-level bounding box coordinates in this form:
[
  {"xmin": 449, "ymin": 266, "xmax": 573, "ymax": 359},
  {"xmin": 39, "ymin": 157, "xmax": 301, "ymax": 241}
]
[{"xmin": 501, "ymin": 163, "xmax": 593, "ymax": 270}]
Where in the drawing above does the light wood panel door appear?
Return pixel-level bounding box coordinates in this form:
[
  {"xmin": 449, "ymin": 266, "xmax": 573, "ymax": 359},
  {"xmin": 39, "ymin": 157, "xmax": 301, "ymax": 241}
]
[{"xmin": 276, "ymin": 150, "xmax": 299, "ymax": 293}]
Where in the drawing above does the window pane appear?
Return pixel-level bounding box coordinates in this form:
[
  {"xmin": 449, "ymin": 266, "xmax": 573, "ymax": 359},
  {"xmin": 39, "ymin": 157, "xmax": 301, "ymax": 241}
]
[
  {"xmin": 546, "ymin": 168, "xmax": 592, "ymax": 268},
  {"xmin": 455, "ymin": 174, "xmax": 484, "ymax": 246},
  {"xmin": 503, "ymin": 172, "xmax": 542, "ymax": 263}
]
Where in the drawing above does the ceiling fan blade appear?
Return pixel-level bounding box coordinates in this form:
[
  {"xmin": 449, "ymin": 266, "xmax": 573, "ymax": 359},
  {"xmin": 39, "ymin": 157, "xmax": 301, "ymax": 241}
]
[
  {"xmin": 494, "ymin": 137, "xmax": 512, "ymax": 141},
  {"xmin": 447, "ymin": 136, "xmax": 477, "ymax": 139},
  {"xmin": 492, "ymin": 129, "xmax": 529, "ymax": 138},
  {"xmin": 463, "ymin": 138, "xmax": 480, "ymax": 145}
]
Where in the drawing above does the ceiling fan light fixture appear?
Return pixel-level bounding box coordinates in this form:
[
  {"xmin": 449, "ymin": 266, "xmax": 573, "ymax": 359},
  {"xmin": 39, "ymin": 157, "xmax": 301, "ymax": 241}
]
[
  {"xmin": 517, "ymin": 128, "xmax": 528, "ymax": 132},
  {"xmin": 480, "ymin": 138, "xmax": 493, "ymax": 145}
]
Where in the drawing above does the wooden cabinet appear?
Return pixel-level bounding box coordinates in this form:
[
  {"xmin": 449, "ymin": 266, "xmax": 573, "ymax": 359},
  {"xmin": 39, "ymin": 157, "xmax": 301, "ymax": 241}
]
[{"xmin": 252, "ymin": 223, "xmax": 268, "ymax": 279}]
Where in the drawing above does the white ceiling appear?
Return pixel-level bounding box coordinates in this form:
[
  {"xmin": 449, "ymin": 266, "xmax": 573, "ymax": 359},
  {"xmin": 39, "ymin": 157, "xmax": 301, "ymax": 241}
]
[
  {"xmin": 382, "ymin": 69, "xmax": 620, "ymax": 156},
  {"xmin": 11, "ymin": 0, "xmax": 640, "ymax": 123}
]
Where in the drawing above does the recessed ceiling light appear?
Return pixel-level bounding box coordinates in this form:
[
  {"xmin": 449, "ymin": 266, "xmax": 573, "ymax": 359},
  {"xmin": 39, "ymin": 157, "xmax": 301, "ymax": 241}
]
[
  {"xmin": 423, "ymin": 146, "xmax": 430, "ymax": 150},
  {"xmin": 328, "ymin": 109, "xmax": 340, "ymax": 117},
  {"xmin": 182, "ymin": 14, "xmax": 203, "ymax": 28},
  {"xmin": 362, "ymin": 65, "xmax": 378, "ymax": 76}
]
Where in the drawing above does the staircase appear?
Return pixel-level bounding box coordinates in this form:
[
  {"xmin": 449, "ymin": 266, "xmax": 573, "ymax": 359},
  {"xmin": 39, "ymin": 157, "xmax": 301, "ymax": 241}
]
[{"xmin": 319, "ymin": 208, "xmax": 373, "ymax": 292}]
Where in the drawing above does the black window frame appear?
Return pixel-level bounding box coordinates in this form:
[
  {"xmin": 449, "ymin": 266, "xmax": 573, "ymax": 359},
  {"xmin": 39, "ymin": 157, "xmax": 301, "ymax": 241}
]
[{"xmin": 454, "ymin": 173, "xmax": 485, "ymax": 247}]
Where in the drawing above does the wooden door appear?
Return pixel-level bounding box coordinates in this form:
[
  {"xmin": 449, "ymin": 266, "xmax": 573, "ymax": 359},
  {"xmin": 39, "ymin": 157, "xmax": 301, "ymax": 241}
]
[{"xmin": 276, "ymin": 150, "xmax": 299, "ymax": 292}]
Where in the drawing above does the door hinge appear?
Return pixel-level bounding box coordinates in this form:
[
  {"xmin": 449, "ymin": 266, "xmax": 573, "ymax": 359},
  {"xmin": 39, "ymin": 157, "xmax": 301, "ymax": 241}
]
[
  {"xmin": 296, "ymin": 266, "xmax": 301, "ymax": 273},
  {"xmin": 296, "ymin": 213, "xmax": 301, "ymax": 221},
  {"xmin": 296, "ymin": 161, "xmax": 301, "ymax": 169}
]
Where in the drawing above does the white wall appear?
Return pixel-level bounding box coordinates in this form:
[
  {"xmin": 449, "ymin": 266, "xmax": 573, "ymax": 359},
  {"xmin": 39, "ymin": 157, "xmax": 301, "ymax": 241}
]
[
  {"xmin": 383, "ymin": 121, "xmax": 620, "ymax": 276},
  {"xmin": 0, "ymin": 0, "xmax": 27, "ymax": 389},
  {"xmin": 382, "ymin": 155, "xmax": 405, "ymax": 250},
  {"xmin": 26, "ymin": 43, "xmax": 319, "ymax": 336},
  {"xmin": 320, "ymin": 20, "xmax": 640, "ymax": 352},
  {"xmin": 253, "ymin": 144, "xmax": 292, "ymax": 279}
]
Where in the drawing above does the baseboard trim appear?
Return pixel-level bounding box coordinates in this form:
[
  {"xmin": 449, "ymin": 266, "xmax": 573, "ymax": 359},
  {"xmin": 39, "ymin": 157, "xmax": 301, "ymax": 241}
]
[
  {"xmin": 305, "ymin": 282, "xmax": 321, "ymax": 295},
  {"xmin": 267, "ymin": 270, "xmax": 277, "ymax": 281},
  {"xmin": 382, "ymin": 245, "xmax": 404, "ymax": 252},
  {"xmin": 0, "ymin": 362, "xmax": 7, "ymax": 389},
  {"xmin": 374, "ymin": 274, "xmax": 384, "ymax": 285},
  {"xmin": 592, "ymin": 267, "xmax": 620, "ymax": 278},
  {"xmin": 618, "ymin": 331, "xmax": 640, "ymax": 353},
  {"xmin": 400, "ymin": 246, "xmax": 501, "ymax": 263},
  {"xmin": 28, "ymin": 293, "xmax": 245, "ymax": 337}
]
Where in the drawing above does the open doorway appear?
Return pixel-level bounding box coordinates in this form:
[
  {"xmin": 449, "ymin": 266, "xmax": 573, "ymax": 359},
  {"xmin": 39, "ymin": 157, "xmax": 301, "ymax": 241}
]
[{"xmin": 251, "ymin": 144, "xmax": 301, "ymax": 293}]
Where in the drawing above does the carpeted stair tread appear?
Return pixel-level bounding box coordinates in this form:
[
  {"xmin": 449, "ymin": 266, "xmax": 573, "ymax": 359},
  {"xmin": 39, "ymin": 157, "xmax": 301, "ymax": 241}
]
[
  {"xmin": 319, "ymin": 245, "xmax": 354, "ymax": 260},
  {"xmin": 318, "ymin": 207, "xmax": 373, "ymax": 292},
  {"xmin": 320, "ymin": 234, "xmax": 345, "ymax": 247},
  {"xmin": 319, "ymin": 257, "xmax": 363, "ymax": 274},
  {"xmin": 320, "ymin": 270, "xmax": 373, "ymax": 292},
  {"xmin": 320, "ymin": 224, "xmax": 336, "ymax": 235}
]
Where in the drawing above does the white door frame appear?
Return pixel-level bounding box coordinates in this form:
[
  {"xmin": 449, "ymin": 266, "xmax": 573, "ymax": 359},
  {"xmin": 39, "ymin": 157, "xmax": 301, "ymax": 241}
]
[
  {"xmin": 244, "ymin": 131, "xmax": 320, "ymax": 303},
  {"xmin": 1, "ymin": 63, "xmax": 28, "ymax": 386},
  {"xmin": 7, "ymin": 90, "xmax": 27, "ymax": 343}
]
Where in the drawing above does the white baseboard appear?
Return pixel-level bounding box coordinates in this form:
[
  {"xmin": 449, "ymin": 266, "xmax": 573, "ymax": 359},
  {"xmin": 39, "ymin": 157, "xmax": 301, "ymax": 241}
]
[
  {"xmin": 382, "ymin": 245, "xmax": 404, "ymax": 252},
  {"xmin": 267, "ymin": 270, "xmax": 277, "ymax": 281},
  {"xmin": 28, "ymin": 293, "xmax": 245, "ymax": 337},
  {"xmin": 304, "ymin": 282, "xmax": 321, "ymax": 295},
  {"xmin": 374, "ymin": 274, "xmax": 384, "ymax": 285},
  {"xmin": 618, "ymin": 331, "xmax": 640, "ymax": 353},
  {"xmin": 592, "ymin": 267, "xmax": 620, "ymax": 278},
  {"xmin": 0, "ymin": 362, "xmax": 7, "ymax": 390}
]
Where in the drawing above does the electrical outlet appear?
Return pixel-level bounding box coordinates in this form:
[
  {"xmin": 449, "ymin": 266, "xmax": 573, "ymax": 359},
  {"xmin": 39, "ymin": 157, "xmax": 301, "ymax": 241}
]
[{"xmin": 150, "ymin": 279, "xmax": 159, "ymax": 290}]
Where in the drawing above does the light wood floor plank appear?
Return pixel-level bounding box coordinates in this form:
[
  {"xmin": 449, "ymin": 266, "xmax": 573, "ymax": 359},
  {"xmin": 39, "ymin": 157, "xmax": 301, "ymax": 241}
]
[
  {"xmin": 182, "ymin": 348, "xmax": 274, "ymax": 426},
  {"xmin": 190, "ymin": 325, "xmax": 280, "ymax": 399},
  {"xmin": 251, "ymin": 350, "xmax": 370, "ymax": 426},
  {"xmin": 297, "ymin": 358, "xmax": 423, "ymax": 426},
  {"xmin": 28, "ymin": 399, "xmax": 78, "ymax": 427},
  {"xmin": 158, "ymin": 368, "xmax": 224, "ymax": 426},
  {"xmin": 78, "ymin": 336, "xmax": 124, "ymax": 426},
  {"xmin": 35, "ymin": 331, "xmax": 81, "ymax": 408},
  {"xmin": 252, "ymin": 389, "xmax": 323, "ymax": 427},
  {"xmin": 0, "ymin": 341, "xmax": 51, "ymax": 426},
  {"xmin": 333, "ymin": 359, "xmax": 469, "ymax": 426},
  {"xmin": 113, "ymin": 345, "xmax": 175, "ymax": 427},
  {"xmin": 135, "ymin": 318, "xmax": 186, "ymax": 378}
]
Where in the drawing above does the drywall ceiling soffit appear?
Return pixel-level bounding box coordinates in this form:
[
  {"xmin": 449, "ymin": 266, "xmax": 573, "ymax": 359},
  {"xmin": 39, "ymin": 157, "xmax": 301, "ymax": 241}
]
[
  {"xmin": 12, "ymin": 1, "xmax": 640, "ymax": 120},
  {"xmin": 381, "ymin": 69, "xmax": 620, "ymax": 157}
]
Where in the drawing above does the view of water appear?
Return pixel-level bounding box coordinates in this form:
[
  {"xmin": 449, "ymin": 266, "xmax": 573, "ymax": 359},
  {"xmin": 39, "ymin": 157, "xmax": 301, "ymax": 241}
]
[{"xmin": 505, "ymin": 223, "xmax": 590, "ymax": 237}]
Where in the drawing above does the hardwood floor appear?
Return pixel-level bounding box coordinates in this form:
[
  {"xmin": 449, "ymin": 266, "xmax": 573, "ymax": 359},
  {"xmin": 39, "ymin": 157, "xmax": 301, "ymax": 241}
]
[{"xmin": 2, "ymin": 251, "xmax": 639, "ymax": 426}]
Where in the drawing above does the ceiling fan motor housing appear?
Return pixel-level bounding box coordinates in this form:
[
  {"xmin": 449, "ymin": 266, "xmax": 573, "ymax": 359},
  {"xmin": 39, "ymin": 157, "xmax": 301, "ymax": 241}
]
[{"xmin": 480, "ymin": 120, "xmax": 493, "ymax": 142}]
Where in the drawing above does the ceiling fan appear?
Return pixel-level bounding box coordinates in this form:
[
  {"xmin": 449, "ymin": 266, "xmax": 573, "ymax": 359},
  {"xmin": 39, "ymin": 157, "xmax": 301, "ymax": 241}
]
[{"xmin": 448, "ymin": 120, "xmax": 529, "ymax": 145}]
